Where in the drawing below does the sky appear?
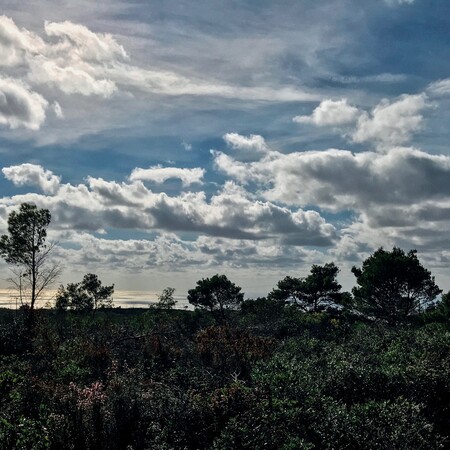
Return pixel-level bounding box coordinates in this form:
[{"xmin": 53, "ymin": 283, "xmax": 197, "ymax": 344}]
[{"xmin": 1, "ymin": 0, "xmax": 450, "ymax": 299}]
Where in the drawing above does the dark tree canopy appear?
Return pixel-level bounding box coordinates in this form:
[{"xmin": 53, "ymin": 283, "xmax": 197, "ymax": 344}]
[
  {"xmin": 187, "ymin": 274, "xmax": 244, "ymax": 318},
  {"xmin": 153, "ymin": 287, "xmax": 177, "ymax": 310},
  {"xmin": 55, "ymin": 273, "xmax": 114, "ymax": 312},
  {"xmin": 352, "ymin": 247, "xmax": 441, "ymax": 324},
  {"xmin": 0, "ymin": 203, "xmax": 60, "ymax": 309},
  {"xmin": 427, "ymin": 290, "xmax": 450, "ymax": 322},
  {"xmin": 268, "ymin": 263, "xmax": 342, "ymax": 311},
  {"xmin": 268, "ymin": 276, "xmax": 304, "ymax": 304}
]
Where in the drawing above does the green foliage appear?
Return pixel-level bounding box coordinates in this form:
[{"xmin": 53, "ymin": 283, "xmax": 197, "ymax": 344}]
[
  {"xmin": 0, "ymin": 415, "xmax": 51, "ymax": 450},
  {"xmin": 240, "ymin": 297, "xmax": 285, "ymax": 334},
  {"xmin": 0, "ymin": 203, "xmax": 59, "ymax": 309},
  {"xmin": 0, "ymin": 310, "xmax": 32, "ymax": 355},
  {"xmin": 210, "ymin": 381, "xmax": 313, "ymax": 450},
  {"xmin": 188, "ymin": 274, "xmax": 244, "ymax": 319},
  {"xmin": 55, "ymin": 273, "xmax": 114, "ymax": 312},
  {"xmin": 154, "ymin": 287, "xmax": 177, "ymax": 310},
  {"xmin": 317, "ymin": 398, "xmax": 444, "ymax": 449},
  {"xmin": 195, "ymin": 325, "xmax": 275, "ymax": 380},
  {"xmin": 424, "ymin": 291, "xmax": 450, "ymax": 323},
  {"xmin": 0, "ymin": 286, "xmax": 449, "ymax": 448},
  {"xmin": 0, "ymin": 359, "xmax": 51, "ymax": 450},
  {"xmin": 269, "ymin": 263, "xmax": 342, "ymax": 311},
  {"xmin": 352, "ymin": 247, "xmax": 441, "ymax": 324},
  {"xmin": 0, "ymin": 203, "xmax": 50, "ymax": 267},
  {"xmin": 268, "ymin": 275, "xmax": 304, "ymax": 303}
]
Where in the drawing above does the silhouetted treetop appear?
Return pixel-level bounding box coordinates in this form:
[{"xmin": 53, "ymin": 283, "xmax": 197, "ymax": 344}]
[{"xmin": 352, "ymin": 247, "xmax": 441, "ymax": 324}]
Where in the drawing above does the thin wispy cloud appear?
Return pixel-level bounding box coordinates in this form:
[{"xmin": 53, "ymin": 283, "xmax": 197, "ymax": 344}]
[{"xmin": 0, "ymin": 15, "xmax": 317, "ymax": 132}]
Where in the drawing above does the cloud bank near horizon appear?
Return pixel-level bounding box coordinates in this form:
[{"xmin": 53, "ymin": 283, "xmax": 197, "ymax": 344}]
[{"xmin": 3, "ymin": 130, "xmax": 450, "ymax": 289}]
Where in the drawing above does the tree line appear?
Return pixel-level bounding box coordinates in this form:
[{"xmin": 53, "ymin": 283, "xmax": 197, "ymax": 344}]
[{"xmin": 0, "ymin": 203, "xmax": 446, "ymax": 326}]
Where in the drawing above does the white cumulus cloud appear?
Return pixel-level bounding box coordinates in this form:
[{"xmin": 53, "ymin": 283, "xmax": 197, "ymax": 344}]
[
  {"xmin": 212, "ymin": 137, "xmax": 450, "ymax": 264},
  {"xmin": 294, "ymin": 94, "xmax": 429, "ymax": 147},
  {"xmin": 29, "ymin": 59, "xmax": 117, "ymax": 98},
  {"xmin": 427, "ymin": 78, "xmax": 450, "ymax": 96},
  {"xmin": 213, "ymin": 139, "xmax": 450, "ymax": 214},
  {"xmin": 352, "ymin": 94, "xmax": 428, "ymax": 145},
  {"xmin": 223, "ymin": 133, "xmax": 269, "ymax": 152},
  {"xmin": 0, "ymin": 15, "xmax": 45, "ymax": 67},
  {"xmin": 2, "ymin": 163, "xmax": 61, "ymax": 194},
  {"xmin": 293, "ymin": 98, "xmax": 360, "ymax": 126},
  {"xmin": 129, "ymin": 166, "xmax": 205, "ymax": 187},
  {"xmin": 44, "ymin": 20, "xmax": 128, "ymax": 63},
  {"xmin": 1, "ymin": 163, "xmax": 336, "ymax": 246},
  {"xmin": 0, "ymin": 77, "xmax": 48, "ymax": 130}
]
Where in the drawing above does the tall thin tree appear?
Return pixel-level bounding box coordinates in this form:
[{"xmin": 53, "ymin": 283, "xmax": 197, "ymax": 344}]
[{"xmin": 0, "ymin": 203, "xmax": 60, "ymax": 309}]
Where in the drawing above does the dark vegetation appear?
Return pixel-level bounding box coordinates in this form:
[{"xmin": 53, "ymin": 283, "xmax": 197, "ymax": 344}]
[{"xmin": 1, "ymin": 205, "xmax": 450, "ymax": 449}]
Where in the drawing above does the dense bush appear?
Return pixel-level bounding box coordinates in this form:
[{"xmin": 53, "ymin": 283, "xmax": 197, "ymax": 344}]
[{"xmin": 0, "ymin": 305, "xmax": 448, "ymax": 449}]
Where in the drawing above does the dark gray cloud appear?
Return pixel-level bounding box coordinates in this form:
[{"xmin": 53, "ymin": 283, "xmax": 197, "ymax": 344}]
[
  {"xmin": 214, "ymin": 144, "xmax": 450, "ymax": 211},
  {"xmin": 0, "ymin": 77, "xmax": 48, "ymax": 129},
  {"xmin": 1, "ymin": 163, "xmax": 336, "ymax": 245}
]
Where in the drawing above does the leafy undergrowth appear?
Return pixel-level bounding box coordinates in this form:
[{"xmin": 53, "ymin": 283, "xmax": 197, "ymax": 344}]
[{"xmin": 0, "ymin": 306, "xmax": 449, "ymax": 450}]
